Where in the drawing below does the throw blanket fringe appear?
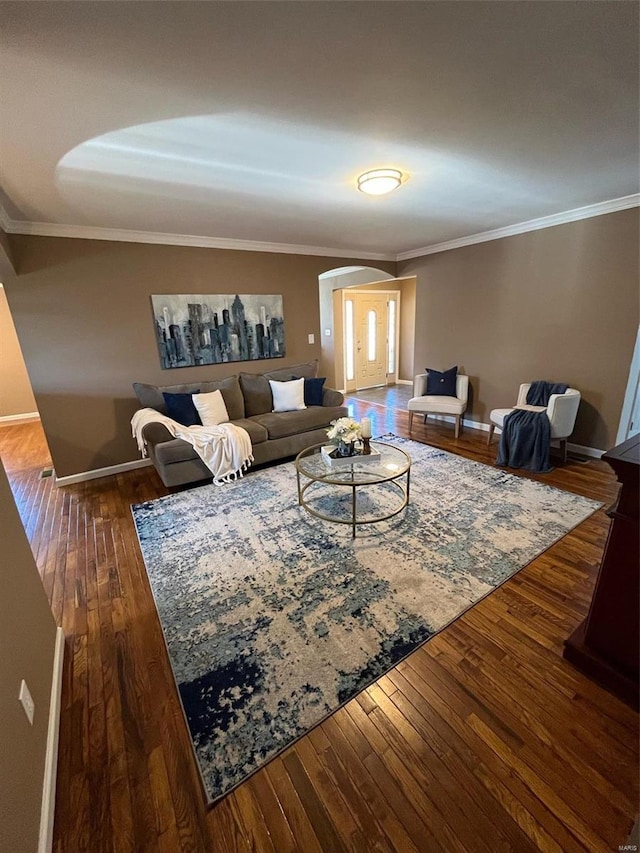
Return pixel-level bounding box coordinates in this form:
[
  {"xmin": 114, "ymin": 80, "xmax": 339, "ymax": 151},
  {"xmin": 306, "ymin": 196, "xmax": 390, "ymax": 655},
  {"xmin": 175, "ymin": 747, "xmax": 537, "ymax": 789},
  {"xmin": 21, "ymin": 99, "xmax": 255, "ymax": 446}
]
[{"xmin": 131, "ymin": 408, "xmax": 253, "ymax": 484}]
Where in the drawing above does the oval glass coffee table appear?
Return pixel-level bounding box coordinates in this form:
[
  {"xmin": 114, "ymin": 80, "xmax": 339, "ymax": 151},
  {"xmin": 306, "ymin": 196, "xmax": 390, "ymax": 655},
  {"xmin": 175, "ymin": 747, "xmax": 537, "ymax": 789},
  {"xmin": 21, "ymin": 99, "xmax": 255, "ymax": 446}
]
[{"xmin": 295, "ymin": 440, "xmax": 411, "ymax": 537}]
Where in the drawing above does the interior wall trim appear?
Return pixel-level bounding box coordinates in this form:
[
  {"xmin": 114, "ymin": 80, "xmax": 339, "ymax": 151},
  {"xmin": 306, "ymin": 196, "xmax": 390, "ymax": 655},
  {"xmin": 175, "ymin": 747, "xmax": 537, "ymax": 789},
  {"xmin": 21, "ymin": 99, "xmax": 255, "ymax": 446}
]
[
  {"xmin": 1, "ymin": 195, "xmax": 637, "ymax": 263},
  {"xmin": 0, "ymin": 203, "xmax": 11, "ymax": 232},
  {"xmin": 54, "ymin": 457, "xmax": 153, "ymax": 487},
  {"xmin": 0, "ymin": 411, "xmax": 40, "ymax": 424},
  {"xmin": 395, "ymin": 194, "xmax": 640, "ymax": 261},
  {"xmin": 0, "ymin": 212, "xmax": 395, "ymax": 262},
  {"xmin": 38, "ymin": 626, "xmax": 64, "ymax": 853}
]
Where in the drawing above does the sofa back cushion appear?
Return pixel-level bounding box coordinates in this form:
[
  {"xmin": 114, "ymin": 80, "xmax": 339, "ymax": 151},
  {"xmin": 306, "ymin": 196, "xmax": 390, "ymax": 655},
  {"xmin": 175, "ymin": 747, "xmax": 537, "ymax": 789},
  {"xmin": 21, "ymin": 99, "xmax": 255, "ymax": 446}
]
[
  {"xmin": 133, "ymin": 375, "xmax": 245, "ymax": 420},
  {"xmin": 264, "ymin": 359, "xmax": 318, "ymax": 382},
  {"xmin": 193, "ymin": 389, "xmax": 230, "ymax": 426},
  {"xmin": 162, "ymin": 390, "xmax": 201, "ymax": 426},
  {"xmin": 240, "ymin": 360, "xmax": 319, "ymax": 416},
  {"xmin": 239, "ymin": 372, "xmax": 273, "ymax": 416}
]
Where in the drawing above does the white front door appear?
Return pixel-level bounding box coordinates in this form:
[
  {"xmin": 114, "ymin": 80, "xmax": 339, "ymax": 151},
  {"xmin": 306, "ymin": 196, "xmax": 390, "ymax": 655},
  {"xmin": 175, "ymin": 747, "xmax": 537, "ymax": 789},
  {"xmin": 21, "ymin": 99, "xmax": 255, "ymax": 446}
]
[{"xmin": 354, "ymin": 292, "xmax": 388, "ymax": 389}]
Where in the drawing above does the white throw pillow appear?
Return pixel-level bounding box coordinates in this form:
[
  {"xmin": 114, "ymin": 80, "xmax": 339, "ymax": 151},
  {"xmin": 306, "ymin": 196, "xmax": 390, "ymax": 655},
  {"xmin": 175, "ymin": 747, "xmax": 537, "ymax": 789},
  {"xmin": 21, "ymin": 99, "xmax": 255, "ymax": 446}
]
[
  {"xmin": 192, "ymin": 389, "xmax": 229, "ymax": 426},
  {"xmin": 269, "ymin": 378, "xmax": 306, "ymax": 413}
]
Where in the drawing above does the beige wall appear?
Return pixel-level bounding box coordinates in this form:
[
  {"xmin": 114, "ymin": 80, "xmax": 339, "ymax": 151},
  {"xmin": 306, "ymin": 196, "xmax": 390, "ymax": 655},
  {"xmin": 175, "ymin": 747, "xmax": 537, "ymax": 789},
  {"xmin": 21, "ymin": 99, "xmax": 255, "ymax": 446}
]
[
  {"xmin": 0, "ymin": 285, "xmax": 38, "ymax": 418},
  {"xmin": 398, "ymin": 208, "xmax": 640, "ymax": 450},
  {"xmin": 4, "ymin": 237, "xmax": 394, "ymax": 477},
  {"xmin": 0, "ymin": 459, "xmax": 58, "ymax": 853}
]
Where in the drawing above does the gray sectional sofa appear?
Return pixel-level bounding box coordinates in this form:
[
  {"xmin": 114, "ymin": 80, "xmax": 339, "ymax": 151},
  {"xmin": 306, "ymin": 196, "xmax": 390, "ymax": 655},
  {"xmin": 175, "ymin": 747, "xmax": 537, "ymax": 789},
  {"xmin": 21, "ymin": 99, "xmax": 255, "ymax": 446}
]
[{"xmin": 133, "ymin": 360, "xmax": 347, "ymax": 487}]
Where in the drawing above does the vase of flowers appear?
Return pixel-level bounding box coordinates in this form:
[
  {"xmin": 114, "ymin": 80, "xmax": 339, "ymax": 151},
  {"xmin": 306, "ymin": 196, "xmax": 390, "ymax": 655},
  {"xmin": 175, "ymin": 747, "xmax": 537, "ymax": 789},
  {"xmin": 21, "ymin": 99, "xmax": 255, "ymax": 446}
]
[{"xmin": 326, "ymin": 417, "xmax": 362, "ymax": 457}]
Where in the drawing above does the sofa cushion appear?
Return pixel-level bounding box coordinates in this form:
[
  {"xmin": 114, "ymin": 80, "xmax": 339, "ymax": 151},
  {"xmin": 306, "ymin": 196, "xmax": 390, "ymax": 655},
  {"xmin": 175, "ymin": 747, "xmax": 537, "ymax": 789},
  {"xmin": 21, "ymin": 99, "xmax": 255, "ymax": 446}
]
[
  {"xmin": 239, "ymin": 372, "xmax": 272, "ymax": 416},
  {"xmin": 308, "ymin": 377, "xmax": 326, "ymax": 405},
  {"xmin": 193, "ymin": 389, "xmax": 229, "ymax": 426},
  {"xmin": 264, "ymin": 359, "xmax": 318, "ymax": 381},
  {"xmin": 251, "ymin": 405, "xmax": 345, "ymax": 440},
  {"xmin": 269, "ymin": 378, "xmax": 306, "ymax": 412},
  {"xmin": 294, "ymin": 376, "xmax": 326, "ymax": 406},
  {"xmin": 153, "ymin": 438, "xmax": 200, "ymax": 466},
  {"xmin": 162, "ymin": 391, "xmax": 201, "ymax": 426},
  {"xmin": 230, "ymin": 418, "xmax": 269, "ymax": 444},
  {"xmin": 133, "ymin": 375, "xmax": 245, "ymax": 420}
]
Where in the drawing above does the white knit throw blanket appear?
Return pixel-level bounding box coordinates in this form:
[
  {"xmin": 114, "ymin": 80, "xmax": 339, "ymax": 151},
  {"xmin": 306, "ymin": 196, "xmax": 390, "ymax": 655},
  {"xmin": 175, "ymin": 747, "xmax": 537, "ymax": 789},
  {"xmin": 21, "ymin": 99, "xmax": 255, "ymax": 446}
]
[{"xmin": 131, "ymin": 408, "xmax": 253, "ymax": 484}]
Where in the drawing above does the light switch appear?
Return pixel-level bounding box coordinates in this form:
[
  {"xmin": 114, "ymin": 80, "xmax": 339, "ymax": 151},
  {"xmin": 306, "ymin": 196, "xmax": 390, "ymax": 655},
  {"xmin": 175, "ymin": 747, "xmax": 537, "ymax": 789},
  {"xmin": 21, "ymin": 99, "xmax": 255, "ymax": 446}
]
[
  {"xmin": 325, "ymin": 328, "xmax": 331, "ymax": 336},
  {"xmin": 308, "ymin": 334, "xmax": 315, "ymax": 344}
]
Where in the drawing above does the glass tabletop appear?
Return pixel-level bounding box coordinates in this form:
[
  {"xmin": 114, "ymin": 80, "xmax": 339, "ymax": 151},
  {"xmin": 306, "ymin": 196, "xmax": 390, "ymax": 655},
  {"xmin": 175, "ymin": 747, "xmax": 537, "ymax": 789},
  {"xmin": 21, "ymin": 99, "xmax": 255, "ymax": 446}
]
[{"xmin": 295, "ymin": 440, "xmax": 411, "ymax": 485}]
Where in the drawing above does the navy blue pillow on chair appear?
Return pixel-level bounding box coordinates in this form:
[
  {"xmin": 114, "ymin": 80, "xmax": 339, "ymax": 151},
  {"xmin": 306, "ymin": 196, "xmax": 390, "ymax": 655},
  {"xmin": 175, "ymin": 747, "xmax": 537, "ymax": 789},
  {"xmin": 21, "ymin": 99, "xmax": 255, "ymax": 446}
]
[
  {"xmin": 426, "ymin": 366, "xmax": 458, "ymax": 396},
  {"xmin": 294, "ymin": 376, "xmax": 326, "ymax": 406},
  {"xmin": 162, "ymin": 391, "xmax": 202, "ymax": 426}
]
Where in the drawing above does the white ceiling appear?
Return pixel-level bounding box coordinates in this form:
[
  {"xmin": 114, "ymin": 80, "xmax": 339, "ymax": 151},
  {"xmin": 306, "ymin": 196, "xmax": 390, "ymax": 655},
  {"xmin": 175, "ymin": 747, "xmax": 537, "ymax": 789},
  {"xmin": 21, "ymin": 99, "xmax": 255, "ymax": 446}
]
[{"xmin": 1, "ymin": 1, "xmax": 638, "ymax": 259}]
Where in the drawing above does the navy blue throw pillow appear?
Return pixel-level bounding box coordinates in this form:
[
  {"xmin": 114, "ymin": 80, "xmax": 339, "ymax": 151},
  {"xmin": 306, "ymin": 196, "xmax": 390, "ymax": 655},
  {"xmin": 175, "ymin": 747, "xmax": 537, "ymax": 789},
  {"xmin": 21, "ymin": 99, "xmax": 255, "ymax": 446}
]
[
  {"xmin": 426, "ymin": 366, "xmax": 458, "ymax": 396},
  {"xmin": 294, "ymin": 376, "xmax": 326, "ymax": 406},
  {"xmin": 162, "ymin": 391, "xmax": 202, "ymax": 426}
]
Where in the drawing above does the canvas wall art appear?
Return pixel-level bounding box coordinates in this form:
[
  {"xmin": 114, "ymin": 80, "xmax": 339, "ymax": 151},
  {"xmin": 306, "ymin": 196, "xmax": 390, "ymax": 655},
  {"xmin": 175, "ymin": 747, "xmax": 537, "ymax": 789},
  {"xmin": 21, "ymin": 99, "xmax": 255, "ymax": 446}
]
[{"xmin": 151, "ymin": 293, "xmax": 286, "ymax": 369}]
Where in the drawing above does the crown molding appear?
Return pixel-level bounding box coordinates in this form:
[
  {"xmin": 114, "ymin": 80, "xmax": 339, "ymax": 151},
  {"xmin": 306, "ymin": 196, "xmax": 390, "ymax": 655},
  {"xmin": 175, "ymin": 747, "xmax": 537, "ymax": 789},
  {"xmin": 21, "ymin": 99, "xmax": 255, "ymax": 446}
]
[
  {"xmin": 395, "ymin": 193, "xmax": 640, "ymax": 261},
  {"xmin": 1, "ymin": 193, "xmax": 637, "ymax": 264},
  {"xmin": 0, "ymin": 203, "xmax": 11, "ymax": 232},
  {"xmin": 0, "ymin": 215, "xmax": 396, "ymax": 262}
]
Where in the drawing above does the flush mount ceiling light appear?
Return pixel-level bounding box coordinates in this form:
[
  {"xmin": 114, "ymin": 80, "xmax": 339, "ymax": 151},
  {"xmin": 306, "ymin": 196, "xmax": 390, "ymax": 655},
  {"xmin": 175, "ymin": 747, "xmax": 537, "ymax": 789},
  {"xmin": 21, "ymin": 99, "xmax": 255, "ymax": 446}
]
[{"xmin": 357, "ymin": 168, "xmax": 403, "ymax": 195}]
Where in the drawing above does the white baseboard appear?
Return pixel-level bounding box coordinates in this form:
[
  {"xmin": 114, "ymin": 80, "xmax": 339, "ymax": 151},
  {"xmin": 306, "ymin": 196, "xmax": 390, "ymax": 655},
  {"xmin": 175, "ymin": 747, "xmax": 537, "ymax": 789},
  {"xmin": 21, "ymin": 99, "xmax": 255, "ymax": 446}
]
[
  {"xmin": 0, "ymin": 411, "xmax": 40, "ymax": 424},
  {"xmin": 396, "ymin": 379, "xmax": 413, "ymax": 386},
  {"xmin": 565, "ymin": 442, "xmax": 604, "ymax": 459},
  {"xmin": 39, "ymin": 627, "xmax": 64, "ymax": 853},
  {"xmin": 422, "ymin": 414, "xmax": 605, "ymax": 458},
  {"xmin": 55, "ymin": 457, "xmax": 152, "ymax": 487}
]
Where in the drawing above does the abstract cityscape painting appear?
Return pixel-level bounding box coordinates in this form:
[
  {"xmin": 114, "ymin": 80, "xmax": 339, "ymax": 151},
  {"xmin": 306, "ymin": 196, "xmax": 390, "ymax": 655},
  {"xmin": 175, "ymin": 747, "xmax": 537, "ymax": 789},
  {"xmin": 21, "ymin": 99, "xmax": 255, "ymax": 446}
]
[{"xmin": 151, "ymin": 293, "xmax": 286, "ymax": 369}]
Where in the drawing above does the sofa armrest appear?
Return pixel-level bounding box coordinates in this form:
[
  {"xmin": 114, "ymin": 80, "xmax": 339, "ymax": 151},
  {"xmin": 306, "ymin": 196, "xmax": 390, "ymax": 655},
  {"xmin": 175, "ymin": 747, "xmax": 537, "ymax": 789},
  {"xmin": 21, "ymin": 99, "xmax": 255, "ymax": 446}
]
[
  {"xmin": 322, "ymin": 387, "xmax": 344, "ymax": 407},
  {"xmin": 141, "ymin": 421, "xmax": 174, "ymax": 447}
]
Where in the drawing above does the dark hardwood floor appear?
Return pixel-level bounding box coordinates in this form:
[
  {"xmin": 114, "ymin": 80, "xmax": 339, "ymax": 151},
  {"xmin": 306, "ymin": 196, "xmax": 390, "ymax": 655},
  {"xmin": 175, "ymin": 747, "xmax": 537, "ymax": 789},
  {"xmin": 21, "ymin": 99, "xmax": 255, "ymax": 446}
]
[{"xmin": 1, "ymin": 399, "xmax": 637, "ymax": 853}]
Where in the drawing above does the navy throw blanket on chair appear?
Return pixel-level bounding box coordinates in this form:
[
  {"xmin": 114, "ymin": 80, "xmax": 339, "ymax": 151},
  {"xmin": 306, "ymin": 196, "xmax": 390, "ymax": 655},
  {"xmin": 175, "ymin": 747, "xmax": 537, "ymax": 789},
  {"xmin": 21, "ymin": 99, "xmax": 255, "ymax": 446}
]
[
  {"xmin": 496, "ymin": 409, "xmax": 553, "ymax": 473},
  {"xmin": 497, "ymin": 380, "xmax": 569, "ymax": 473},
  {"xmin": 526, "ymin": 380, "xmax": 568, "ymax": 406}
]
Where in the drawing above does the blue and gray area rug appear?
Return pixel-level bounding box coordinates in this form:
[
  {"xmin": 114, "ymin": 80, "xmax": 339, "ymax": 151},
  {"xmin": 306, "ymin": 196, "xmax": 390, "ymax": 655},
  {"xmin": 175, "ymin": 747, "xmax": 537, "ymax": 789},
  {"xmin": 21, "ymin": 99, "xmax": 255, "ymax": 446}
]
[{"xmin": 131, "ymin": 436, "xmax": 600, "ymax": 803}]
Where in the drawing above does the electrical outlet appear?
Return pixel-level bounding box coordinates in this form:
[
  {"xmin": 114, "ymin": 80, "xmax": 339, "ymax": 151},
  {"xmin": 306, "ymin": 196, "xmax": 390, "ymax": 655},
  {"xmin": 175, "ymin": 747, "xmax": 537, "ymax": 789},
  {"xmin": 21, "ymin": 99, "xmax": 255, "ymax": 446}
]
[
  {"xmin": 19, "ymin": 679, "xmax": 35, "ymax": 725},
  {"xmin": 324, "ymin": 328, "xmax": 331, "ymax": 336},
  {"xmin": 308, "ymin": 333, "xmax": 315, "ymax": 344}
]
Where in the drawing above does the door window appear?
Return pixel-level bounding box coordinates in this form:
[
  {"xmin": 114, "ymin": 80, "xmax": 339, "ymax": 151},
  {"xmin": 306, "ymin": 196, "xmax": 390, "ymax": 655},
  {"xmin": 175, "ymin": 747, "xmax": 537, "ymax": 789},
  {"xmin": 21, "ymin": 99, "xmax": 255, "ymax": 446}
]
[
  {"xmin": 367, "ymin": 309, "xmax": 376, "ymax": 362},
  {"xmin": 345, "ymin": 299, "xmax": 354, "ymax": 381}
]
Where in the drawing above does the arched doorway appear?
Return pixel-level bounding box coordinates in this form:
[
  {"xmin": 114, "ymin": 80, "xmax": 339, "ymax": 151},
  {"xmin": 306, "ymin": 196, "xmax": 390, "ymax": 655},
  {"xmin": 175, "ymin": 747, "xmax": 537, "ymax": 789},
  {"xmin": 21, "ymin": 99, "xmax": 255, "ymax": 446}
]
[{"xmin": 318, "ymin": 266, "xmax": 415, "ymax": 392}]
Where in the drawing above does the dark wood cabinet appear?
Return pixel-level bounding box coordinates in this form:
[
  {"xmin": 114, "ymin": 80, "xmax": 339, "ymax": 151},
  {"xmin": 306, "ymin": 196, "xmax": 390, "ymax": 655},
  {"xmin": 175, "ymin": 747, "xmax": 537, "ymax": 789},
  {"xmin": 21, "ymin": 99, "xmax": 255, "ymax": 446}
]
[{"xmin": 563, "ymin": 433, "xmax": 639, "ymax": 709}]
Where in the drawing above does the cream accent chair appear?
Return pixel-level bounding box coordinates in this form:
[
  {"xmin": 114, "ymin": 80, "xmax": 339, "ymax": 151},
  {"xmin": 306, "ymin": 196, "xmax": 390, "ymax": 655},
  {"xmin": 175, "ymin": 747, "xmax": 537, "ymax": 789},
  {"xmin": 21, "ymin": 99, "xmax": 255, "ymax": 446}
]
[
  {"xmin": 487, "ymin": 383, "xmax": 581, "ymax": 464},
  {"xmin": 408, "ymin": 373, "xmax": 469, "ymax": 438}
]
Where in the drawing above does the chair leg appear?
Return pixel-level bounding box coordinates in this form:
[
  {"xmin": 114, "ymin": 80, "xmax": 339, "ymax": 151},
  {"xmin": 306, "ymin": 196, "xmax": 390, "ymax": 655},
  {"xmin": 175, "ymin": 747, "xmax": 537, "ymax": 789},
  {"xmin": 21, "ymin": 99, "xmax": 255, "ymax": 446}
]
[
  {"xmin": 408, "ymin": 411, "xmax": 414, "ymax": 433},
  {"xmin": 454, "ymin": 416, "xmax": 460, "ymax": 439},
  {"xmin": 559, "ymin": 439, "xmax": 567, "ymax": 465},
  {"xmin": 487, "ymin": 423, "xmax": 495, "ymax": 446}
]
